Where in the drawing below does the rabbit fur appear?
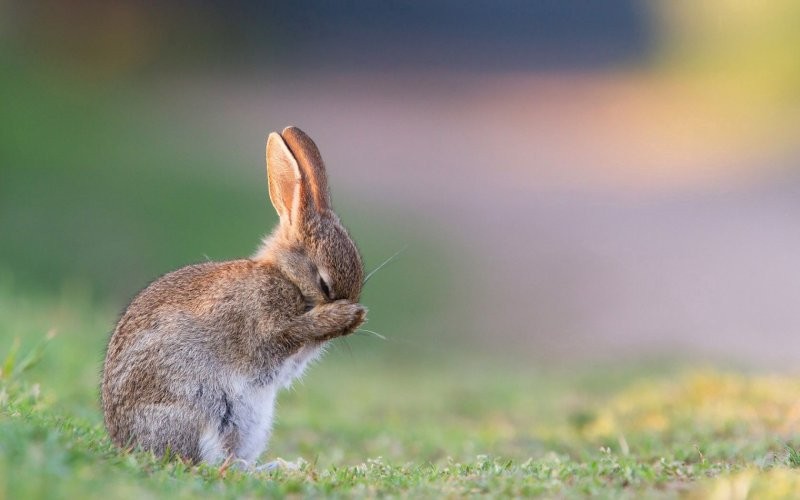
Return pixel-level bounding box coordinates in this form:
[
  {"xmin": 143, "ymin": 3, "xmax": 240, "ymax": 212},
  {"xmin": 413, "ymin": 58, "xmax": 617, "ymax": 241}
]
[{"xmin": 101, "ymin": 126, "xmax": 366, "ymax": 465}]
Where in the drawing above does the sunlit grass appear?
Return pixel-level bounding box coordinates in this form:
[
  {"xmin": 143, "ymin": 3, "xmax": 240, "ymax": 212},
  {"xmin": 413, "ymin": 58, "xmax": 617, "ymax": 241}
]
[{"xmin": 2, "ymin": 284, "xmax": 800, "ymax": 497}]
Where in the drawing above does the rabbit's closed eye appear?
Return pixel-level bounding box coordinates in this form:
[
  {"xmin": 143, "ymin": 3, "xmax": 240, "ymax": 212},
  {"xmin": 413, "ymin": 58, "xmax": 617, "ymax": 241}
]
[{"xmin": 318, "ymin": 276, "xmax": 331, "ymax": 299}]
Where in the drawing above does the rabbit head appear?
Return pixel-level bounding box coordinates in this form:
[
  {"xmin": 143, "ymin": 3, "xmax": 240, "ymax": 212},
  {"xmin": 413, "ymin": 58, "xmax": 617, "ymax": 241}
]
[{"xmin": 256, "ymin": 126, "xmax": 364, "ymax": 310}]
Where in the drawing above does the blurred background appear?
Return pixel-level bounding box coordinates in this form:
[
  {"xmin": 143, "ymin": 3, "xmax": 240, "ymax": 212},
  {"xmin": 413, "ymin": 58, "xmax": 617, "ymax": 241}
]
[{"xmin": 2, "ymin": 0, "xmax": 800, "ymax": 368}]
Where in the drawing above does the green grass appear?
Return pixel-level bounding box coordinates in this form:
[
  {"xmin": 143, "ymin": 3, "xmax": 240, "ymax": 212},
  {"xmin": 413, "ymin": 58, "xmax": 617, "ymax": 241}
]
[{"xmin": 3, "ymin": 285, "xmax": 800, "ymax": 498}]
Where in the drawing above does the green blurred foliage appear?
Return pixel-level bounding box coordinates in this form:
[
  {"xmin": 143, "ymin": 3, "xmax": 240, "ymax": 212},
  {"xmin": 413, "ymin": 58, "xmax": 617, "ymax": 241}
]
[{"xmin": 0, "ymin": 55, "xmax": 453, "ymax": 352}]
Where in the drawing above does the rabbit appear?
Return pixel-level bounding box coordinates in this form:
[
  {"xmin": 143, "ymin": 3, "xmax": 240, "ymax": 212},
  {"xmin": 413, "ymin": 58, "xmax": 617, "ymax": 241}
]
[{"xmin": 101, "ymin": 126, "xmax": 366, "ymax": 466}]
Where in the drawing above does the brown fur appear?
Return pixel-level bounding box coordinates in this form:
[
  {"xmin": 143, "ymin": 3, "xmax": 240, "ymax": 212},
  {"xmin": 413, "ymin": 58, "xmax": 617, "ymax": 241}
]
[{"xmin": 101, "ymin": 127, "xmax": 365, "ymax": 464}]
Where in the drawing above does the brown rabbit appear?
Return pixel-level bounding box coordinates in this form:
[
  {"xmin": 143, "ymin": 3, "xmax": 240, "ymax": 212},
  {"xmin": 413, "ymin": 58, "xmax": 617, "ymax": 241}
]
[{"xmin": 101, "ymin": 126, "xmax": 366, "ymax": 465}]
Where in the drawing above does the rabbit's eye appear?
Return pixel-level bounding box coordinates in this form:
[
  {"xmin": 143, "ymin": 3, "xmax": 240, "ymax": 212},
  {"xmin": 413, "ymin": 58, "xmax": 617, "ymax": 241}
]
[{"xmin": 318, "ymin": 275, "xmax": 332, "ymax": 300}]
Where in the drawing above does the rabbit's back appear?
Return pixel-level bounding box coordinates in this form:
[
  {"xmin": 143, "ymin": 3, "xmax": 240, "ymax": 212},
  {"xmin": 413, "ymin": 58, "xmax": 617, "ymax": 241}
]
[{"xmin": 101, "ymin": 259, "xmax": 305, "ymax": 461}]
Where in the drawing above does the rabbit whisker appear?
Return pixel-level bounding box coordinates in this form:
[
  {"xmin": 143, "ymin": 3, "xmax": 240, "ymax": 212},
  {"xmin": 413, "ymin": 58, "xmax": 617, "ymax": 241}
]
[
  {"xmin": 356, "ymin": 328, "xmax": 387, "ymax": 340},
  {"xmin": 363, "ymin": 245, "xmax": 407, "ymax": 285}
]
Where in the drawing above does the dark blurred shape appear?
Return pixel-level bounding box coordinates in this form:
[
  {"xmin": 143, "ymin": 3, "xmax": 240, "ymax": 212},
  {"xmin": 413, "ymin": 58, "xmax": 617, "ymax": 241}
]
[
  {"xmin": 5, "ymin": 0, "xmax": 653, "ymax": 75},
  {"xmin": 247, "ymin": 0, "xmax": 653, "ymax": 71},
  {"xmin": 4, "ymin": 0, "xmax": 241, "ymax": 77}
]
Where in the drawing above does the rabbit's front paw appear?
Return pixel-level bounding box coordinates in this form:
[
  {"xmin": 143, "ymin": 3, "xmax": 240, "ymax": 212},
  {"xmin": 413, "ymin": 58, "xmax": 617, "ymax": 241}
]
[{"xmin": 309, "ymin": 300, "xmax": 366, "ymax": 340}]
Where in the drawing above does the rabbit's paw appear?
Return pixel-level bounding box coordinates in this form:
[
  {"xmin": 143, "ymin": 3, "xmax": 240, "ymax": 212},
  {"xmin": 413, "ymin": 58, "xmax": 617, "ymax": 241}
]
[{"xmin": 310, "ymin": 300, "xmax": 366, "ymax": 340}]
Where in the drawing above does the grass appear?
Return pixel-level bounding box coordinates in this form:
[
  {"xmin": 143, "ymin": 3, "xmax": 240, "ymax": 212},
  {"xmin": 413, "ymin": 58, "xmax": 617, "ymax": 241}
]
[{"xmin": 3, "ymin": 285, "xmax": 800, "ymax": 498}]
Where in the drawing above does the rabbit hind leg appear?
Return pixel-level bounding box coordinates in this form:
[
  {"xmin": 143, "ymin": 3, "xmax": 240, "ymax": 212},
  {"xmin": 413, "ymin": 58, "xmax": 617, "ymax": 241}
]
[{"xmin": 131, "ymin": 403, "xmax": 215, "ymax": 463}]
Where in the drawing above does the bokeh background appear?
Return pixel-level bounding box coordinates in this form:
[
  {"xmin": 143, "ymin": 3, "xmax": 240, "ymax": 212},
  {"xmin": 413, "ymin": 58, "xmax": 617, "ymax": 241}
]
[{"xmin": 3, "ymin": 0, "xmax": 800, "ymax": 376}]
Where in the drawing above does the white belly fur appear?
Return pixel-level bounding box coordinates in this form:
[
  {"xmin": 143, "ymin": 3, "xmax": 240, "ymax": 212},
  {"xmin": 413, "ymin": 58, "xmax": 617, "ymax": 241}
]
[{"xmin": 201, "ymin": 344, "xmax": 325, "ymax": 464}]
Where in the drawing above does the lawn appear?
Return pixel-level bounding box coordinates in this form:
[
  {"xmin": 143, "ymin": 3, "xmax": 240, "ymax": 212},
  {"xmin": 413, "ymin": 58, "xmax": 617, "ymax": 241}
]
[{"xmin": 3, "ymin": 284, "xmax": 800, "ymax": 498}]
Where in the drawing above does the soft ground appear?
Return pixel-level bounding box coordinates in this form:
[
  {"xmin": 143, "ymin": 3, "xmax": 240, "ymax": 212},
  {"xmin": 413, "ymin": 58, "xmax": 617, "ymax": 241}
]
[{"xmin": 3, "ymin": 286, "xmax": 800, "ymax": 498}]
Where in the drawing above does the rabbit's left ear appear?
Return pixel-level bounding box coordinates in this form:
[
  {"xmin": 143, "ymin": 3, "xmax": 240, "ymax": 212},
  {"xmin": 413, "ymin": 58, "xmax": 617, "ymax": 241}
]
[
  {"xmin": 266, "ymin": 132, "xmax": 302, "ymax": 226},
  {"xmin": 280, "ymin": 126, "xmax": 331, "ymax": 213}
]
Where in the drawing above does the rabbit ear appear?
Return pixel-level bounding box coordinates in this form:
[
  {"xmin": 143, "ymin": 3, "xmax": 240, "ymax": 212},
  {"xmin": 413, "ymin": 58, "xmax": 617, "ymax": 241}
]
[
  {"xmin": 266, "ymin": 132, "xmax": 302, "ymax": 225},
  {"xmin": 280, "ymin": 126, "xmax": 331, "ymax": 212}
]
